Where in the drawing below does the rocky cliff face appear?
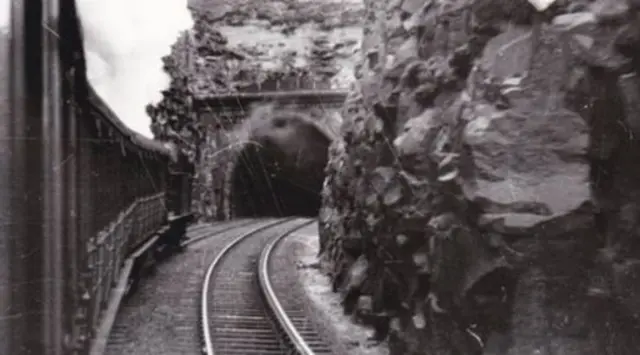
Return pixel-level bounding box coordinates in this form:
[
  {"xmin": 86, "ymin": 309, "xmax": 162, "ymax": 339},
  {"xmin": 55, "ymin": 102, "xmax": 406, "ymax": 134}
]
[{"xmin": 319, "ymin": 0, "xmax": 640, "ymax": 353}]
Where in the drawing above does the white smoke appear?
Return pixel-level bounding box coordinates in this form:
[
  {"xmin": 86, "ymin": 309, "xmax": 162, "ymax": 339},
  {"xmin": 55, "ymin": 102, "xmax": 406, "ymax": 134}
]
[
  {"xmin": 0, "ymin": 0, "xmax": 9, "ymax": 32},
  {"xmin": 77, "ymin": 0, "xmax": 193, "ymax": 137}
]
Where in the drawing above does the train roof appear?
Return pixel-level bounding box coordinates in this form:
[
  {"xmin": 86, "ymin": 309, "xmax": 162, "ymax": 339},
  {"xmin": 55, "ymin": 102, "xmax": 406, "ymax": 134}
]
[
  {"xmin": 86, "ymin": 84, "xmax": 178, "ymax": 161},
  {"xmin": 60, "ymin": 0, "xmax": 180, "ymax": 162}
]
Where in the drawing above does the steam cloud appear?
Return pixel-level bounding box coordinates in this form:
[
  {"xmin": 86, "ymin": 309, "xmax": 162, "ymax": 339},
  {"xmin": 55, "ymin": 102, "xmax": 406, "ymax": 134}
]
[
  {"xmin": 0, "ymin": 0, "xmax": 9, "ymax": 32},
  {"xmin": 77, "ymin": 0, "xmax": 193, "ymax": 137}
]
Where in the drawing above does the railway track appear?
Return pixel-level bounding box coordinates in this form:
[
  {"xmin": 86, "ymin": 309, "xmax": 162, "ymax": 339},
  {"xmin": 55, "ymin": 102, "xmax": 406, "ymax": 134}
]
[
  {"xmin": 202, "ymin": 217, "xmax": 333, "ymax": 355},
  {"xmin": 104, "ymin": 217, "xmax": 334, "ymax": 355},
  {"xmin": 104, "ymin": 218, "xmax": 283, "ymax": 355},
  {"xmin": 184, "ymin": 218, "xmax": 258, "ymax": 246},
  {"xmin": 260, "ymin": 223, "xmax": 335, "ymax": 354}
]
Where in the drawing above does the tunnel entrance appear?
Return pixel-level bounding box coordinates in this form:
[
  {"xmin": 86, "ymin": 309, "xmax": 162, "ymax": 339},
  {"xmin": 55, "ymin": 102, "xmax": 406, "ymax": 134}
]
[
  {"xmin": 230, "ymin": 116, "xmax": 331, "ymax": 218},
  {"xmin": 231, "ymin": 143, "xmax": 325, "ymax": 217}
]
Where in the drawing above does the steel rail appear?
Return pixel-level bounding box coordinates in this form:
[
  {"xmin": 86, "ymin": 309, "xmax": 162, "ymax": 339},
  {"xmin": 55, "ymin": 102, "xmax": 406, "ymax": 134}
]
[
  {"xmin": 259, "ymin": 223, "xmax": 319, "ymax": 355},
  {"xmin": 97, "ymin": 218, "xmax": 274, "ymax": 355},
  {"xmin": 200, "ymin": 217, "xmax": 300, "ymax": 354}
]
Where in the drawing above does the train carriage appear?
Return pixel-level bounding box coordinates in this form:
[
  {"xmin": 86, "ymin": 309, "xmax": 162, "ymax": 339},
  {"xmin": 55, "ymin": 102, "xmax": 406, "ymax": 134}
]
[{"xmin": 2, "ymin": 1, "xmax": 194, "ymax": 354}]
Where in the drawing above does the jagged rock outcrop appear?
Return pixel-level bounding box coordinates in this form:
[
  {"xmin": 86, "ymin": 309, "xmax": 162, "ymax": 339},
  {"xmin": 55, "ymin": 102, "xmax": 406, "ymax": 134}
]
[
  {"xmin": 309, "ymin": 35, "xmax": 339, "ymax": 84},
  {"xmin": 320, "ymin": 0, "xmax": 640, "ymax": 353}
]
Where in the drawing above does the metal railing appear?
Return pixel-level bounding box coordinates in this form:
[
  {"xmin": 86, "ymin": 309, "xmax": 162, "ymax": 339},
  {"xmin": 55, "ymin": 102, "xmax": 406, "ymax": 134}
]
[
  {"xmin": 84, "ymin": 192, "xmax": 166, "ymax": 344},
  {"xmin": 4, "ymin": 2, "xmax": 189, "ymax": 354}
]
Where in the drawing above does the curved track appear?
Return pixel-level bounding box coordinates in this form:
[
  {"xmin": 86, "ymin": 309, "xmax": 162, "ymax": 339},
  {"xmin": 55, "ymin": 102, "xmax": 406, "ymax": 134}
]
[
  {"xmin": 260, "ymin": 225, "xmax": 335, "ymax": 354},
  {"xmin": 104, "ymin": 218, "xmax": 335, "ymax": 355},
  {"xmin": 185, "ymin": 218, "xmax": 258, "ymax": 246},
  {"xmin": 201, "ymin": 218, "xmax": 314, "ymax": 354},
  {"xmin": 104, "ymin": 218, "xmax": 283, "ymax": 355}
]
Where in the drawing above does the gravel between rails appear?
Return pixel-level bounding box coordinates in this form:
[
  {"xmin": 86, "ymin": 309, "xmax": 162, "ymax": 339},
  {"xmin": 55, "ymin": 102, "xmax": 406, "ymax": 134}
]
[
  {"xmin": 185, "ymin": 218, "xmax": 259, "ymax": 246},
  {"xmin": 104, "ymin": 218, "xmax": 279, "ymax": 355}
]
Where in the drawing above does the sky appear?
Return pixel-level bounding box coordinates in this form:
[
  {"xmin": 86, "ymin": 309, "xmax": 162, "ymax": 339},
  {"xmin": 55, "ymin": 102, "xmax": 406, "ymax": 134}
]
[
  {"xmin": 0, "ymin": 0, "xmax": 8, "ymax": 33},
  {"xmin": 0, "ymin": 0, "xmax": 193, "ymax": 138}
]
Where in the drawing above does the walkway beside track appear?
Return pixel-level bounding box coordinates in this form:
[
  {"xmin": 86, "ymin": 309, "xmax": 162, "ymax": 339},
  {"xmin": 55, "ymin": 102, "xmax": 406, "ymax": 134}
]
[{"xmin": 103, "ymin": 219, "xmax": 278, "ymax": 355}]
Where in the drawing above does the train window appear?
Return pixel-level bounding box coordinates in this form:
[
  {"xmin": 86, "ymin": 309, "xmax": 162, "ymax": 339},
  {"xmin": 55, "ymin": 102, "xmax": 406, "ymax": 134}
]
[{"xmin": 3, "ymin": 0, "xmax": 196, "ymax": 353}]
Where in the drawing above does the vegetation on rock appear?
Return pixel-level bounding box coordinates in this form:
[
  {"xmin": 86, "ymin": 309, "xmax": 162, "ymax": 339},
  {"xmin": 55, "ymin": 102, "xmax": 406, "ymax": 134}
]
[
  {"xmin": 194, "ymin": 0, "xmax": 365, "ymax": 30},
  {"xmin": 320, "ymin": 0, "xmax": 640, "ymax": 354},
  {"xmin": 146, "ymin": 2, "xmax": 361, "ymax": 220},
  {"xmin": 309, "ymin": 35, "xmax": 339, "ymax": 85}
]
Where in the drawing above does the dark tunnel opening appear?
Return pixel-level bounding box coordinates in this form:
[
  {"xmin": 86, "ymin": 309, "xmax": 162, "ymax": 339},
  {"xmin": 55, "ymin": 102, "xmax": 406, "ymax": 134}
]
[{"xmin": 230, "ymin": 116, "xmax": 331, "ymax": 218}]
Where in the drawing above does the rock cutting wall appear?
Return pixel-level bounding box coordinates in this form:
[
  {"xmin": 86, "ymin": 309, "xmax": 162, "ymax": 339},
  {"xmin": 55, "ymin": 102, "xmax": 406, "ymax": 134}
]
[{"xmin": 320, "ymin": 0, "xmax": 640, "ymax": 354}]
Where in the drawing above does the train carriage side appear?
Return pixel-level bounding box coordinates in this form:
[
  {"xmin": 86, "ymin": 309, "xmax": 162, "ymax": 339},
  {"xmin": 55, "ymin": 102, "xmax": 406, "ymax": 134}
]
[{"xmin": 4, "ymin": 1, "xmax": 194, "ymax": 354}]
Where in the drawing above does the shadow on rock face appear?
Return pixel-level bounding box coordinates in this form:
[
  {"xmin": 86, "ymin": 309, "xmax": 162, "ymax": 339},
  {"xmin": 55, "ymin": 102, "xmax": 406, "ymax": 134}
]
[{"xmin": 231, "ymin": 108, "xmax": 332, "ymax": 218}]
